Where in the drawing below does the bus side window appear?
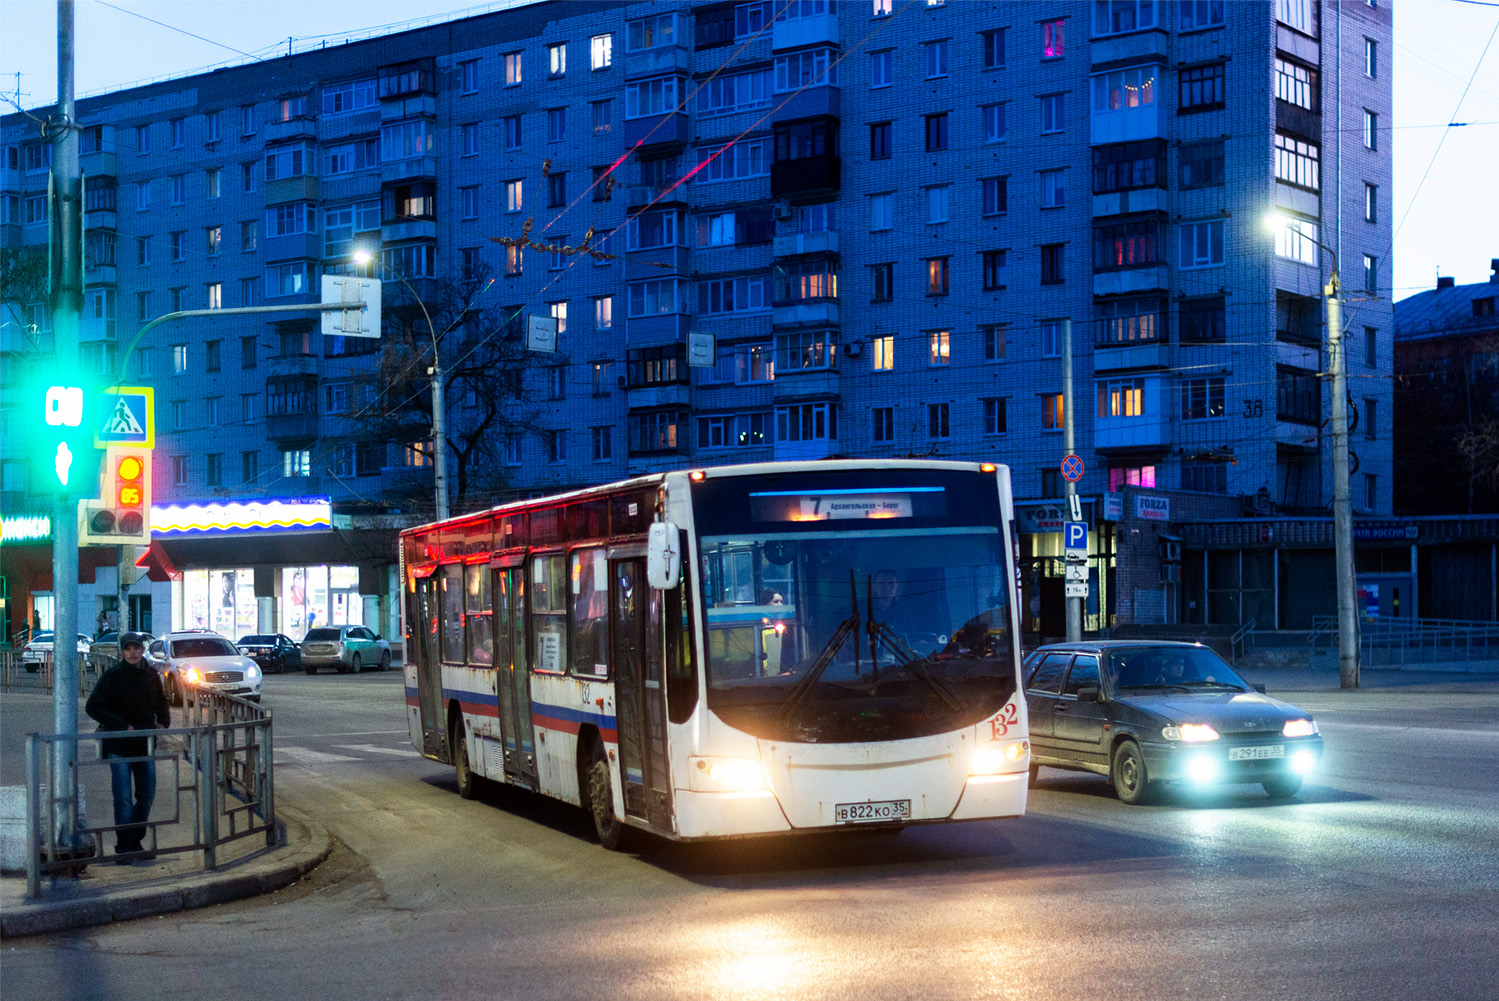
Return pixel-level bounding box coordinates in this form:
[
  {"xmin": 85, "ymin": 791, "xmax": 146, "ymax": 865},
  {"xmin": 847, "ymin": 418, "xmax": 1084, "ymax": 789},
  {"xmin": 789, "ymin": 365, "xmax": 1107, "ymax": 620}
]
[
  {"xmin": 466, "ymin": 564, "xmax": 493, "ymax": 667},
  {"xmin": 440, "ymin": 564, "xmax": 465, "ymax": 664},
  {"xmin": 532, "ymin": 554, "xmax": 567, "ymax": 673},
  {"xmin": 494, "ymin": 570, "xmax": 512, "ymax": 670}
]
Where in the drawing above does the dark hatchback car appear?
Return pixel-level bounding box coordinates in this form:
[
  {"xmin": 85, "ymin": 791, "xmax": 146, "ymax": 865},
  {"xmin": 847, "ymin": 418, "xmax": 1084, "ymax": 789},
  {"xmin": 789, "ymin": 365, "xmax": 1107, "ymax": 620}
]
[
  {"xmin": 1023, "ymin": 641, "xmax": 1323, "ymax": 804},
  {"xmin": 237, "ymin": 634, "xmax": 301, "ymax": 674}
]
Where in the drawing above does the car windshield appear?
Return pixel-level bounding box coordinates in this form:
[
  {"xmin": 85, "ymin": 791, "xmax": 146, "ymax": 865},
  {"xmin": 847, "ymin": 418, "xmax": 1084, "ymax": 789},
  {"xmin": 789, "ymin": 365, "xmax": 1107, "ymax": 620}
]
[
  {"xmin": 1109, "ymin": 646, "xmax": 1250, "ymax": 691},
  {"xmin": 305, "ymin": 628, "xmax": 341, "ymax": 642},
  {"xmin": 32, "ymin": 632, "xmax": 54, "ymax": 643},
  {"xmin": 171, "ymin": 637, "xmax": 238, "ymax": 658},
  {"xmin": 239, "ymin": 635, "xmax": 276, "ymax": 645}
]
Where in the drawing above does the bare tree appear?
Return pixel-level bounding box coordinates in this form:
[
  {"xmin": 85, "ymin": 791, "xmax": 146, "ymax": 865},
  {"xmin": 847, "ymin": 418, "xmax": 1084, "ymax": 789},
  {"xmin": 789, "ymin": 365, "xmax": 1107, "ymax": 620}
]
[
  {"xmin": 340, "ymin": 265, "xmax": 548, "ymax": 516},
  {"xmin": 0, "ymin": 247, "xmax": 48, "ymax": 346}
]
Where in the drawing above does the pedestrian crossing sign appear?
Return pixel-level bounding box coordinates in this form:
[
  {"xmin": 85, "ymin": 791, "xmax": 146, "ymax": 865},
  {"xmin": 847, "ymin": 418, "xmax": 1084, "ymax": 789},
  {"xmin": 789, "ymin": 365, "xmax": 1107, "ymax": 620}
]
[{"xmin": 95, "ymin": 387, "xmax": 154, "ymax": 448}]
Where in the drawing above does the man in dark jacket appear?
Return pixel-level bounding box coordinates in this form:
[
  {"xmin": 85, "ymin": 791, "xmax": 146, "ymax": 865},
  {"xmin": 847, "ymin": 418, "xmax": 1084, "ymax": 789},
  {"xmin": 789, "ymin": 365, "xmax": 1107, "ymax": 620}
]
[{"xmin": 85, "ymin": 633, "xmax": 170, "ymax": 861}]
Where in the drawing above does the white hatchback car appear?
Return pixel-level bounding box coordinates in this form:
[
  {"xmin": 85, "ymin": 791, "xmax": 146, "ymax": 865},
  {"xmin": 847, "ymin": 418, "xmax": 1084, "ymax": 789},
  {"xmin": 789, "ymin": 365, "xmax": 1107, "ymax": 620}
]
[{"xmin": 147, "ymin": 631, "xmax": 263, "ymax": 704}]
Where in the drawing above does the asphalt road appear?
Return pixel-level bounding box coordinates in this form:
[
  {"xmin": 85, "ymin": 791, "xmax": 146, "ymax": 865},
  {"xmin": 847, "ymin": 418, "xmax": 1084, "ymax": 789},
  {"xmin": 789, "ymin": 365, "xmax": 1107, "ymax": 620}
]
[{"xmin": 5, "ymin": 670, "xmax": 1498, "ymax": 1001}]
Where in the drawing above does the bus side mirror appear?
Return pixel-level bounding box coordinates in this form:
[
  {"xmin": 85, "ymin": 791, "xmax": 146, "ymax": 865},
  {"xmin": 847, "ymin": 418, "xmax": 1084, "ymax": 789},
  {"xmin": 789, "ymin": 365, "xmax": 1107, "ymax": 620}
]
[{"xmin": 647, "ymin": 522, "xmax": 682, "ymax": 590}]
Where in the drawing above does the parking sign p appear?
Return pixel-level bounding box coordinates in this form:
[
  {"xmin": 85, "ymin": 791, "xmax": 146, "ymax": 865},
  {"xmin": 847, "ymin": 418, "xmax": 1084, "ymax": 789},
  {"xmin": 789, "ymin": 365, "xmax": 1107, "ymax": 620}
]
[{"xmin": 1064, "ymin": 521, "xmax": 1087, "ymax": 550}]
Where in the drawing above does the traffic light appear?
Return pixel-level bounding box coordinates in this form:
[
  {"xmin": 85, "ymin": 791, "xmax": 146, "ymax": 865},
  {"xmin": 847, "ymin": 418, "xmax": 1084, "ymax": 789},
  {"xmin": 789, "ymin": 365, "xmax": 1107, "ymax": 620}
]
[
  {"xmin": 31, "ymin": 374, "xmax": 101, "ymax": 496},
  {"xmin": 79, "ymin": 447, "xmax": 152, "ymax": 546}
]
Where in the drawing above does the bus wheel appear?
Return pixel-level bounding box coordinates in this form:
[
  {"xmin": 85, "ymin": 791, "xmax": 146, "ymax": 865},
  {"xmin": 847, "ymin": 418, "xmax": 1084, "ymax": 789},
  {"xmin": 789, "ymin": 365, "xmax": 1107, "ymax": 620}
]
[
  {"xmin": 451, "ymin": 719, "xmax": 477, "ymax": 800},
  {"xmin": 585, "ymin": 739, "xmax": 624, "ymax": 850}
]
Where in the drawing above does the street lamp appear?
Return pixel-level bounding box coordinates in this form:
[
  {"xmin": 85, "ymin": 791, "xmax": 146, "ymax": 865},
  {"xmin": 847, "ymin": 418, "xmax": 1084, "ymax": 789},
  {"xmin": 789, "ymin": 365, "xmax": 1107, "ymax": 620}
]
[
  {"xmin": 352, "ymin": 249, "xmax": 448, "ymax": 521},
  {"xmin": 1263, "ymin": 213, "xmax": 1359, "ymax": 689}
]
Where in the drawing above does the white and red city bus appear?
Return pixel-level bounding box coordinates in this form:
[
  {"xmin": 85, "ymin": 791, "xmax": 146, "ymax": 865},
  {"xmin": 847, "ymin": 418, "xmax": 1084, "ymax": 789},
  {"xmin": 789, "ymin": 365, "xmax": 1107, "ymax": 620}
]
[{"xmin": 399, "ymin": 459, "xmax": 1030, "ymax": 848}]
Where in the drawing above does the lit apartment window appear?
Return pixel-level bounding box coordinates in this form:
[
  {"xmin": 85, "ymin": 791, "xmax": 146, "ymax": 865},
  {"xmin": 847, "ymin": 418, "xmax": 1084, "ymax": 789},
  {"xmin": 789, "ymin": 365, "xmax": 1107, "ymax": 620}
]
[
  {"xmin": 504, "ymin": 52, "xmax": 522, "ymax": 86},
  {"xmin": 548, "ymin": 43, "xmax": 567, "ymax": 78},
  {"xmin": 591, "ymin": 34, "xmax": 613, "ymax": 70},
  {"xmin": 927, "ymin": 329, "xmax": 950, "ymax": 366},
  {"xmin": 1042, "ymin": 394, "xmax": 1064, "ymax": 430},
  {"xmin": 925, "ymin": 256, "xmax": 949, "ymax": 295},
  {"xmin": 872, "ymin": 335, "xmax": 894, "ymax": 371},
  {"xmin": 1042, "ymin": 19, "xmax": 1065, "ymax": 58}
]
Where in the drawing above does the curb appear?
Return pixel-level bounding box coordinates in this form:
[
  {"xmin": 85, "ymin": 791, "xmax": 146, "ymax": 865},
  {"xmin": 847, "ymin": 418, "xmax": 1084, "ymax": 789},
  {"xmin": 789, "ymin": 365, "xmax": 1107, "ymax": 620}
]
[{"xmin": 0, "ymin": 815, "xmax": 331, "ymax": 939}]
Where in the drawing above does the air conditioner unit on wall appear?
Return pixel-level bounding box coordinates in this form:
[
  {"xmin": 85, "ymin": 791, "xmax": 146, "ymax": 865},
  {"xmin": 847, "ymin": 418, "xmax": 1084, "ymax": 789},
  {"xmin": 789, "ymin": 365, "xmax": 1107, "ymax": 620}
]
[
  {"xmin": 773, "ymin": 199, "xmax": 792, "ymax": 220},
  {"xmin": 845, "ymin": 340, "xmax": 863, "ymax": 357}
]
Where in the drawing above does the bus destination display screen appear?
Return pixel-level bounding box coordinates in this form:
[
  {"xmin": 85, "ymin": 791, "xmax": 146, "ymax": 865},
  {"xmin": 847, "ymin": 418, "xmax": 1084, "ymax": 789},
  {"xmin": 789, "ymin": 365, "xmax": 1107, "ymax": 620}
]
[{"xmin": 748, "ymin": 487, "xmax": 943, "ymax": 523}]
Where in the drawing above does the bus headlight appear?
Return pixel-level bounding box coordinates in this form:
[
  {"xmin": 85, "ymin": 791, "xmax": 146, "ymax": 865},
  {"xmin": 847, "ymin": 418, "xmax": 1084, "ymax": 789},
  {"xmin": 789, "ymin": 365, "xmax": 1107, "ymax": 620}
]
[
  {"xmin": 691, "ymin": 757, "xmax": 768, "ymax": 793},
  {"xmin": 971, "ymin": 740, "xmax": 1028, "ymax": 775}
]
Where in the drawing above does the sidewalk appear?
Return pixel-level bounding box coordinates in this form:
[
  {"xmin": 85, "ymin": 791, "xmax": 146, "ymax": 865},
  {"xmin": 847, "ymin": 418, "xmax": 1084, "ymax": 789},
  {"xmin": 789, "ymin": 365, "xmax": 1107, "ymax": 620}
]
[
  {"xmin": 0, "ymin": 691, "xmax": 330, "ymax": 938},
  {"xmin": 1234, "ymin": 661, "xmax": 1499, "ymax": 693}
]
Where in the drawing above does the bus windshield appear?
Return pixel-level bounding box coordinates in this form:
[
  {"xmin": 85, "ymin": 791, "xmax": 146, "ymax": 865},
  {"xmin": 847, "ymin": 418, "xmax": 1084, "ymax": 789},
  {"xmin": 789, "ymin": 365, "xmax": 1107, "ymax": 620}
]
[{"xmin": 692, "ymin": 469, "xmax": 1017, "ymax": 743}]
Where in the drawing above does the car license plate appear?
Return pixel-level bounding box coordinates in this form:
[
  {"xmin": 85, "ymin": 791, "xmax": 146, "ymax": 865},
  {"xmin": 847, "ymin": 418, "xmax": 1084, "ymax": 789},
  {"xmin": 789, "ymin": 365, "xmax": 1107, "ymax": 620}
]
[
  {"xmin": 834, "ymin": 800, "xmax": 911, "ymax": 824},
  {"xmin": 1229, "ymin": 745, "xmax": 1285, "ymax": 761}
]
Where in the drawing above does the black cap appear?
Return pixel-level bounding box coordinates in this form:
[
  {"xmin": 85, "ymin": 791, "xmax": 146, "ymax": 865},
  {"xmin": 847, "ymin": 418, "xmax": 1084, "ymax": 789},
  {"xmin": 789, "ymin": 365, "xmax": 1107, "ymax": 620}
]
[{"xmin": 119, "ymin": 632, "xmax": 146, "ymax": 650}]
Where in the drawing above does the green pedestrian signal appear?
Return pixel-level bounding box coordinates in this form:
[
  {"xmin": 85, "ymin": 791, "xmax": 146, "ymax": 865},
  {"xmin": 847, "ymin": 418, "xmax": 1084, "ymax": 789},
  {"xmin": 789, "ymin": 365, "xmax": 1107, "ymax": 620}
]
[{"xmin": 31, "ymin": 374, "xmax": 100, "ymax": 496}]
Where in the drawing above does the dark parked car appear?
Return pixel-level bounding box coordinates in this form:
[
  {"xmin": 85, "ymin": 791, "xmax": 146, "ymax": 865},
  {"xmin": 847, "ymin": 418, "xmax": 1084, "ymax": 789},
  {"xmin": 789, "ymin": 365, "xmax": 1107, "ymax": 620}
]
[
  {"xmin": 237, "ymin": 634, "xmax": 301, "ymax": 674},
  {"xmin": 1023, "ymin": 641, "xmax": 1323, "ymax": 804}
]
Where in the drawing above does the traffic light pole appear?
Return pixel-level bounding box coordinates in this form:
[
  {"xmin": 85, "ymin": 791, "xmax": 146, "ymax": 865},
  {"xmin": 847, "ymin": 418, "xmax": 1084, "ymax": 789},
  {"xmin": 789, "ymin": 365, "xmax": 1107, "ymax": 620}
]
[
  {"xmin": 1062, "ymin": 319, "xmax": 1082, "ymax": 643},
  {"xmin": 50, "ymin": 0, "xmax": 84, "ymax": 852}
]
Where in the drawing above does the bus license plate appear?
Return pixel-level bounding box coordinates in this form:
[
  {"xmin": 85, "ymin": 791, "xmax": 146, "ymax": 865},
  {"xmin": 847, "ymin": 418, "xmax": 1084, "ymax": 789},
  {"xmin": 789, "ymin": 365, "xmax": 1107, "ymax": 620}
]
[
  {"xmin": 1228, "ymin": 745, "xmax": 1285, "ymax": 761},
  {"xmin": 835, "ymin": 800, "xmax": 911, "ymax": 825}
]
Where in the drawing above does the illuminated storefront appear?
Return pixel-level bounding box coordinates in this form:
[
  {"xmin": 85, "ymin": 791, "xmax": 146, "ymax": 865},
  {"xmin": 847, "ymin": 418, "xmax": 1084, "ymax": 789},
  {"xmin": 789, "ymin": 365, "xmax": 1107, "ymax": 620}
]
[{"xmin": 179, "ymin": 564, "xmax": 364, "ymax": 641}]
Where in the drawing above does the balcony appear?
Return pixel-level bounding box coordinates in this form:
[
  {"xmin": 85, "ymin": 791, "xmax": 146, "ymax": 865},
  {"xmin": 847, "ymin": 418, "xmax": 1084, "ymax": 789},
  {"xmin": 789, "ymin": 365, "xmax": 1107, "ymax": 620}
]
[
  {"xmin": 84, "ymin": 261, "xmax": 117, "ymax": 285},
  {"xmin": 773, "ymin": 85, "xmax": 839, "ymax": 124},
  {"xmin": 266, "ymin": 411, "xmax": 319, "ymax": 443},
  {"xmin": 1089, "ymin": 30, "xmax": 1168, "ymax": 68},
  {"xmin": 85, "ymin": 207, "xmax": 117, "ymax": 232},
  {"xmin": 773, "ymin": 230, "xmax": 838, "ymax": 257},
  {"xmin": 263, "ymin": 231, "xmax": 322, "ymax": 262},
  {"xmin": 773, "ymin": 11, "xmax": 838, "ymax": 49},
  {"xmin": 626, "ymin": 184, "xmax": 686, "ymax": 209},
  {"xmin": 382, "ymin": 156, "xmax": 438, "ymax": 185},
  {"xmin": 770, "ymin": 155, "xmax": 840, "ymax": 198},
  {"xmin": 79, "ymin": 316, "xmax": 116, "ymax": 341},
  {"xmin": 1094, "ymin": 266, "xmax": 1167, "ymax": 298},
  {"xmin": 623, "ymin": 45, "xmax": 689, "ymax": 80},
  {"xmin": 0, "ymin": 160, "xmax": 20, "ymax": 192},
  {"xmin": 269, "ymin": 353, "xmax": 318, "ymax": 378},
  {"xmin": 381, "ymin": 218, "xmax": 437, "ymax": 243},
  {"xmin": 1093, "ymin": 188, "xmax": 1165, "ymax": 218},
  {"xmin": 380, "ymin": 94, "xmax": 436, "ymax": 120},
  {"xmin": 265, "ymin": 175, "xmax": 319, "ymax": 205},
  {"xmin": 621, "ymin": 111, "xmax": 690, "ymax": 152},
  {"xmin": 1093, "ymin": 340, "xmax": 1168, "ymax": 372},
  {"xmin": 1273, "ymin": 181, "xmax": 1319, "ymax": 220},
  {"xmin": 264, "ymin": 116, "xmax": 317, "ymax": 143},
  {"xmin": 1095, "ymin": 414, "xmax": 1169, "ymax": 451},
  {"xmin": 772, "ymin": 301, "xmax": 838, "ymax": 328},
  {"xmin": 626, "ymin": 384, "xmax": 690, "ymax": 409},
  {"xmin": 625, "ymin": 312, "xmax": 692, "ymax": 345},
  {"xmin": 771, "ymin": 368, "xmax": 839, "ymax": 400},
  {"xmin": 774, "ymin": 437, "xmax": 839, "ymax": 463},
  {"xmin": 1276, "ymin": 101, "xmax": 1319, "ymax": 143},
  {"xmin": 80, "ymin": 149, "xmax": 117, "ymax": 178},
  {"xmin": 624, "ymin": 245, "xmax": 688, "ymax": 279}
]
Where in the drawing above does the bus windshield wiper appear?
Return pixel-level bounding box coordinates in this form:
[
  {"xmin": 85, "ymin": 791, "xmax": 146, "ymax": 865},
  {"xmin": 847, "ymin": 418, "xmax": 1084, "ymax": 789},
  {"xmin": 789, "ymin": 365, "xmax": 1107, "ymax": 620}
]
[
  {"xmin": 778, "ymin": 570, "xmax": 861, "ymax": 721},
  {"xmin": 864, "ymin": 578, "xmax": 965, "ymax": 712}
]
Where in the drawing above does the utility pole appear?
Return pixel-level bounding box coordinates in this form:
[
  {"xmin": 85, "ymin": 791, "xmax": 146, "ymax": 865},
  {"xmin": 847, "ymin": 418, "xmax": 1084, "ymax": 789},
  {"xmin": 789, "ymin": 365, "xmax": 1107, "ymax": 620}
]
[
  {"xmin": 50, "ymin": 0, "xmax": 83, "ymax": 846},
  {"xmin": 1326, "ymin": 275, "xmax": 1360, "ymax": 689},
  {"xmin": 1061, "ymin": 318, "xmax": 1081, "ymax": 642}
]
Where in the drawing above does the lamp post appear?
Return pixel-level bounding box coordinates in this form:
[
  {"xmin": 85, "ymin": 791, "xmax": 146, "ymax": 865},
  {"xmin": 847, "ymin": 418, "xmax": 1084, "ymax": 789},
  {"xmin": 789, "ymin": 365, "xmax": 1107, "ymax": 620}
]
[
  {"xmin": 1264, "ymin": 214, "xmax": 1359, "ymax": 689},
  {"xmin": 352, "ymin": 251, "xmax": 447, "ymax": 521}
]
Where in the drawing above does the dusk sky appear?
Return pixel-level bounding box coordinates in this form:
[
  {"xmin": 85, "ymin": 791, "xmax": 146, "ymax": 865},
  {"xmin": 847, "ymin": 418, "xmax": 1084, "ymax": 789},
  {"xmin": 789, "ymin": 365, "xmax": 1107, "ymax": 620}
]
[{"xmin": 3, "ymin": 0, "xmax": 1496, "ymax": 298}]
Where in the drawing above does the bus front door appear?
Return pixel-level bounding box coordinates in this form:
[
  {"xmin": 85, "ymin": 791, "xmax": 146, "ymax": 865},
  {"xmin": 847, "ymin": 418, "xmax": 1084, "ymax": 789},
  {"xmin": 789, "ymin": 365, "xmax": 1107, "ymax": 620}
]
[
  {"xmin": 495, "ymin": 567, "xmax": 537, "ymax": 787},
  {"xmin": 415, "ymin": 577, "xmax": 445, "ymax": 757},
  {"xmin": 611, "ymin": 557, "xmax": 672, "ymax": 829}
]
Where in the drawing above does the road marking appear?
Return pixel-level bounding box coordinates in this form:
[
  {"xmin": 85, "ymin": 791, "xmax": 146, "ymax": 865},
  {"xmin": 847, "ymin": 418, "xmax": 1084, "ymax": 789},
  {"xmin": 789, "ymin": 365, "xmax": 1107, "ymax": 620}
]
[
  {"xmin": 1327, "ymin": 722, "xmax": 1499, "ymax": 740},
  {"xmin": 332, "ymin": 743, "xmax": 419, "ymax": 757},
  {"xmin": 276, "ymin": 746, "xmax": 361, "ymax": 763}
]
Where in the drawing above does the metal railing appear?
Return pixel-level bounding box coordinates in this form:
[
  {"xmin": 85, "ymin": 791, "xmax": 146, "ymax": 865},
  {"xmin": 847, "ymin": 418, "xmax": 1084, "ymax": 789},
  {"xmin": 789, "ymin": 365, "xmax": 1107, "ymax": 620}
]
[
  {"xmin": 1, "ymin": 649, "xmax": 111, "ymax": 694},
  {"xmin": 24, "ymin": 690, "xmax": 276, "ymax": 898},
  {"xmin": 1230, "ymin": 619, "xmax": 1257, "ymax": 662},
  {"xmin": 1310, "ymin": 614, "xmax": 1499, "ymax": 668}
]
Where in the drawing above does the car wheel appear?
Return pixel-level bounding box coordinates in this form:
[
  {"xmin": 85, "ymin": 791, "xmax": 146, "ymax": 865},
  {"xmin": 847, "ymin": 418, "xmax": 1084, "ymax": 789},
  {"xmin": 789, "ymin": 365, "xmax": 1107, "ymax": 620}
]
[
  {"xmin": 24, "ymin": 662, "xmax": 39, "ymax": 674},
  {"xmin": 1262, "ymin": 774, "xmax": 1303, "ymax": 799},
  {"xmin": 379, "ymin": 651, "xmax": 391, "ymax": 671},
  {"xmin": 451, "ymin": 718, "xmax": 477, "ymax": 800},
  {"xmin": 1112, "ymin": 740, "xmax": 1154, "ymax": 805},
  {"xmin": 349, "ymin": 653, "xmax": 362, "ymax": 673},
  {"xmin": 249, "ymin": 695, "xmax": 262, "ymax": 704},
  {"xmin": 166, "ymin": 674, "xmax": 182, "ymax": 708},
  {"xmin": 584, "ymin": 738, "xmax": 625, "ymax": 850},
  {"xmin": 304, "ymin": 663, "xmax": 317, "ymax": 675}
]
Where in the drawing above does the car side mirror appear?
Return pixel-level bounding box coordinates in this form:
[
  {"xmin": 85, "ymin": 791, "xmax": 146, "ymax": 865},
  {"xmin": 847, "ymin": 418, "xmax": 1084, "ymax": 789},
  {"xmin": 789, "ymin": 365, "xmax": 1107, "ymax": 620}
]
[
  {"xmin": 1075, "ymin": 685, "xmax": 1103, "ymax": 702},
  {"xmin": 1251, "ymin": 683, "xmax": 1267, "ymax": 694}
]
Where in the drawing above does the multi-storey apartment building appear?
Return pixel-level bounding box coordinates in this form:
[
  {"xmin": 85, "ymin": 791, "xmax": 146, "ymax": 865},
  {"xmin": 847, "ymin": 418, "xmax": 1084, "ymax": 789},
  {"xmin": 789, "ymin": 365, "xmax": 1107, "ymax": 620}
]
[{"xmin": 0, "ymin": 0, "xmax": 1394, "ymax": 641}]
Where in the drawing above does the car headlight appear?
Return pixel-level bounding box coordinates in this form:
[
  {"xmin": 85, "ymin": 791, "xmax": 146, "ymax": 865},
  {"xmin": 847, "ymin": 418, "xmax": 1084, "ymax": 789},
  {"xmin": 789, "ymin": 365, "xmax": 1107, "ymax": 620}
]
[
  {"xmin": 1162, "ymin": 723, "xmax": 1220, "ymax": 742},
  {"xmin": 182, "ymin": 667, "xmax": 201, "ymax": 684},
  {"xmin": 1282, "ymin": 719, "xmax": 1318, "ymax": 737},
  {"xmin": 245, "ymin": 665, "xmax": 261, "ymax": 679},
  {"xmin": 689, "ymin": 757, "xmax": 768, "ymax": 793},
  {"xmin": 971, "ymin": 740, "xmax": 1029, "ymax": 775}
]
